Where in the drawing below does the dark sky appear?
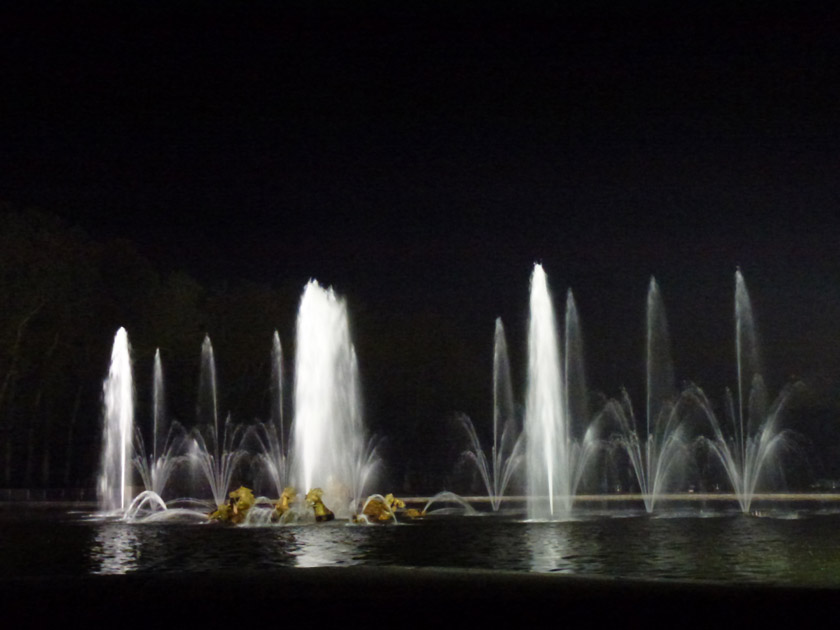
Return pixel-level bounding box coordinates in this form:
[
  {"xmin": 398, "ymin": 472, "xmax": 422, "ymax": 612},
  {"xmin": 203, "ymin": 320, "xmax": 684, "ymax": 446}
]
[{"xmin": 3, "ymin": 1, "xmax": 840, "ymax": 404}]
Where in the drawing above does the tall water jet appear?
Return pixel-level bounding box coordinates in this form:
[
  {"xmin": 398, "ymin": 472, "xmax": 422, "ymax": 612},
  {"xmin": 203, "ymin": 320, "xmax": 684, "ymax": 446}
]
[
  {"xmin": 646, "ymin": 278, "xmax": 676, "ymax": 456},
  {"xmin": 197, "ymin": 335, "xmax": 219, "ymax": 439},
  {"xmin": 628, "ymin": 277, "xmax": 684, "ymax": 510},
  {"xmin": 563, "ymin": 290, "xmax": 591, "ymax": 496},
  {"xmin": 491, "ymin": 318, "xmax": 523, "ymax": 504},
  {"xmin": 724, "ymin": 270, "xmax": 774, "ymax": 510},
  {"xmin": 598, "ymin": 278, "xmax": 715, "ymax": 511},
  {"xmin": 734, "ymin": 269, "xmax": 761, "ymax": 472},
  {"xmin": 639, "ymin": 278, "xmax": 686, "ymax": 509},
  {"xmin": 291, "ymin": 280, "xmax": 375, "ymax": 516},
  {"xmin": 700, "ymin": 270, "xmax": 801, "ymax": 512},
  {"xmin": 458, "ymin": 318, "xmax": 523, "ymax": 510},
  {"xmin": 98, "ymin": 327, "xmax": 134, "ymax": 513},
  {"xmin": 148, "ymin": 350, "xmax": 172, "ymax": 495},
  {"xmin": 271, "ymin": 331, "xmax": 285, "ymax": 457},
  {"xmin": 134, "ymin": 349, "xmax": 186, "ymax": 500},
  {"xmin": 153, "ymin": 350, "xmax": 165, "ymax": 471},
  {"xmin": 249, "ymin": 331, "xmax": 288, "ymax": 497},
  {"xmin": 525, "ymin": 264, "xmax": 571, "ymax": 519},
  {"xmin": 190, "ymin": 335, "xmax": 246, "ymax": 506}
]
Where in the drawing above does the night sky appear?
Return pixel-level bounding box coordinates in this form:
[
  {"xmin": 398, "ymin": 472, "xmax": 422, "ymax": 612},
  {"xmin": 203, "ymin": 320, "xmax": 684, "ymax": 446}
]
[{"xmin": 3, "ymin": 2, "xmax": 840, "ymax": 484}]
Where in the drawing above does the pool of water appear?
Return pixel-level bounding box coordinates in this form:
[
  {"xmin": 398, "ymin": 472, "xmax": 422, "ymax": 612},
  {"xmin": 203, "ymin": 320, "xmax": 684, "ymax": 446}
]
[{"xmin": 4, "ymin": 503, "xmax": 840, "ymax": 586}]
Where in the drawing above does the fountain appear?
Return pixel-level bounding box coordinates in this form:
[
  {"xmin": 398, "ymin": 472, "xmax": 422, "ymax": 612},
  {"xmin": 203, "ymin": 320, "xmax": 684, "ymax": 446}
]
[
  {"xmin": 97, "ymin": 327, "xmax": 134, "ymax": 513},
  {"xmin": 246, "ymin": 331, "xmax": 288, "ymax": 498},
  {"xmin": 523, "ymin": 266, "xmax": 605, "ymax": 519},
  {"xmin": 639, "ymin": 277, "xmax": 680, "ymax": 506},
  {"xmin": 95, "ymin": 266, "xmax": 810, "ymax": 526},
  {"xmin": 588, "ymin": 271, "xmax": 804, "ymax": 513},
  {"xmin": 98, "ymin": 279, "xmax": 379, "ymax": 522},
  {"xmin": 525, "ymin": 264, "xmax": 584, "ymax": 520},
  {"xmin": 422, "ymin": 490, "xmax": 479, "ymax": 515},
  {"xmin": 133, "ymin": 349, "xmax": 187, "ymax": 500},
  {"xmin": 591, "ymin": 277, "xmax": 700, "ymax": 512},
  {"xmin": 594, "ymin": 386, "xmax": 708, "ymax": 511},
  {"xmin": 562, "ymin": 289, "xmax": 597, "ymax": 499},
  {"xmin": 52, "ymin": 263, "xmax": 840, "ymax": 622},
  {"xmin": 457, "ymin": 318, "xmax": 523, "ymax": 510},
  {"xmin": 698, "ymin": 270, "xmax": 803, "ymax": 512},
  {"xmin": 291, "ymin": 280, "xmax": 378, "ymax": 517},
  {"xmin": 188, "ymin": 335, "xmax": 247, "ymax": 507}
]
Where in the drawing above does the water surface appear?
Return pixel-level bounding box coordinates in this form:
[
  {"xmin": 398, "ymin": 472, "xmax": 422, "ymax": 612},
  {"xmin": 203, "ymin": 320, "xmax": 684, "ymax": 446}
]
[{"xmin": 4, "ymin": 504, "xmax": 840, "ymax": 586}]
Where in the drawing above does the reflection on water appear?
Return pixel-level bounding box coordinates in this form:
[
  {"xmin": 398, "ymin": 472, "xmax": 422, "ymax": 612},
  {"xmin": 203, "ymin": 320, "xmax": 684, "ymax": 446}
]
[
  {"xmin": 525, "ymin": 522, "xmax": 573, "ymax": 573},
  {"xmin": 92, "ymin": 523, "xmax": 139, "ymax": 574},
  {"xmin": 8, "ymin": 506, "xmax": 840, "ymax": 585},
  {"xmin": 520, "ymin": 509, "xmax": 840, "ymax": 583},
  {"xmin": 291, "ymin": 524, "xmax": 362, "ymax": 568}
]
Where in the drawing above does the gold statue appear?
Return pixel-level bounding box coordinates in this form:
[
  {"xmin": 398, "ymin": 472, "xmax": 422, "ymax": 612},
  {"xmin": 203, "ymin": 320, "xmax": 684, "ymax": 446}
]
[
  {"xmin": 209, "ymin": 486, "xmax": 256, "ymax": 524},
  {"xmin": 351, "ymin": 493, "xmax": 424, "ymax": 523},
  {"xmin": 305, "ymin": 487, "xmax": 335, "ymax": 522},
  {"xmin": 360, "ymin": 493, "xmax": 405, "ymax": 523},
  {"xmin": 271, "ymin": 486, "xmax": 297, "ymax": 522}
]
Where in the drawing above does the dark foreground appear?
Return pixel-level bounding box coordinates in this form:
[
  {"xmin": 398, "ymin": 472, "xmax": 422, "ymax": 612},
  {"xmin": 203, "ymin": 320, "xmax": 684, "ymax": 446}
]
[{"xmin": 2, "ymin": 567, "xmax": 835, "ymax": 624}]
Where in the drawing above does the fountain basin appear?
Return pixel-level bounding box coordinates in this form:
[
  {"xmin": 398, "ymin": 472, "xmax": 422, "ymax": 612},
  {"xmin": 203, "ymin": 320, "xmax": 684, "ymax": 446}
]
[{"xmin": 2, "ymin": 501, "xmax": 839, "ymax": 622}]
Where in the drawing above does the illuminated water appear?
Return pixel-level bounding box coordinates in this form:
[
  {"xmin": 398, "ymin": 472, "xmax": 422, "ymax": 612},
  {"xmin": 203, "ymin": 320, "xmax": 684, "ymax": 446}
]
[
  {"xmin": 188, "ymin": 336, "xmax": 247, "ymax": 506},
  {"xmin": 291, "ymin": 280, "xmax": 377, "ymax": 517},
  {"xmin": 525, "ymin": 264, "xmax": 573, "ymax": 519},
  {"xmin": 457, "ymin": 319, "xmax": 523, "ymax": 511},
  {"xmin": 520, "ymin": 266, "xmax": 803, "ymax": 519},
  {"xmin": 97, "ymin": 328, "xmax": 134, "ymax": 513}
]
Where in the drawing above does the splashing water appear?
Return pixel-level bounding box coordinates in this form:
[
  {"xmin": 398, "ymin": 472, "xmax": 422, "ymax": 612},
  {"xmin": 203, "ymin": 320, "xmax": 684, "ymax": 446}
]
[{"xmin": 422, "ymin": 491, "xmax": 478, "ymax": 515}]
